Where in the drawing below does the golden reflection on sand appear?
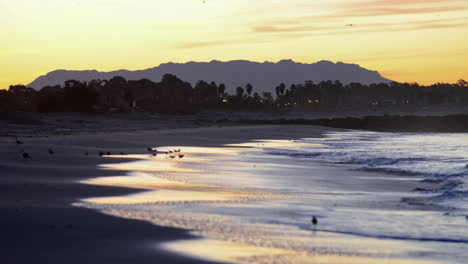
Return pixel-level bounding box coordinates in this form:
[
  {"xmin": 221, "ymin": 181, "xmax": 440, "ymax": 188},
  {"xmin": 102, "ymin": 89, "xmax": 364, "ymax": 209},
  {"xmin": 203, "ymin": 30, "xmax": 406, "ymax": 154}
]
[
  {"xmin": 161, "ymin": 239, "xmax": 296, "ymax": 263},
  {"xmin": 99, "ymin": 160, "xmax": 202, "ymax": 173},
  {"xmin": 82, "ymin": 173, "xmax": 208, "ymax": 189},
  {"xmin": 228, "ymin": 139, "xmax": 324, "ymax": 148},
  {"xmin": 79, "ymin": 141, "xmax": 444, "ymax": 264},
  {"xmin": 162, "ymin": 238, "xmax": 441, "ymax": 264},
  {"xmin": 84, "ymin": 189, "xmax": 247, "ymax": 204},
  {"xmin": 82, "ymin": 172, "xmax": 289, "ymax": 205}
]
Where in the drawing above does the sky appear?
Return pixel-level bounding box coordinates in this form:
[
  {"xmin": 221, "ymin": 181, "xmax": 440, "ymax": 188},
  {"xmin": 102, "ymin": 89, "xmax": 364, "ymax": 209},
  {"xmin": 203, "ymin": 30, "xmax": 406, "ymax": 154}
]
[{"xmin": 1, "ymin": 0, "xmax": 468, "ymax": 89}]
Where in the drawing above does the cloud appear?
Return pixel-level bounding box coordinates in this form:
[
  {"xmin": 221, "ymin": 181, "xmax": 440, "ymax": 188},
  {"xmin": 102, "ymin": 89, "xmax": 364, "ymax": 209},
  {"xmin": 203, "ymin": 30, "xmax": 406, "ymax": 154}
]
[
  {"xmin": 333, "ymin": 6, "xmax": 468, "ymax": 17},
  {"xmin": 252, "ymin": 15, "xmax": 468, "ymax": 35},
  {"xmin": 177, "ymin": 0, "xmax": 468, "ymax": 49},
  {"xmin": 343, "ymin": 0, "xmax": 465, "ymax": 7},
  {"xmin": 253, "ymin": 25, "xmax": 334, "ymax": 33}
]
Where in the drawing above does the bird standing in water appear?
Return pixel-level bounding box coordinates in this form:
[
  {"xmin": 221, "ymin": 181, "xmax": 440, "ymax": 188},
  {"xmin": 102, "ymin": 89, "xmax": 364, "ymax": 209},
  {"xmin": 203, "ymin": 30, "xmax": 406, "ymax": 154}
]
[
  {"xmin": 15, "ymin": 137, "xmax": 24, "ymax": 145},
  {"xmin": 312, "ymin": 216, "xmax": 318, "ymax": 226},
  {"xmin": 22, "ymin": 153, "xmax": 32, "ymax": 160}
]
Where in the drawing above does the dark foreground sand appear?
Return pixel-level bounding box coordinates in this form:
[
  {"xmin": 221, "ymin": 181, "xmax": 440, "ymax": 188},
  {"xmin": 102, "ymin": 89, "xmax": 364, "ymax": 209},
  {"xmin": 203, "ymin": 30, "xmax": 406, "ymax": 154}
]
[{"xmin": 0, "ymin": 124, "xmax": 332, "ymax": 264}]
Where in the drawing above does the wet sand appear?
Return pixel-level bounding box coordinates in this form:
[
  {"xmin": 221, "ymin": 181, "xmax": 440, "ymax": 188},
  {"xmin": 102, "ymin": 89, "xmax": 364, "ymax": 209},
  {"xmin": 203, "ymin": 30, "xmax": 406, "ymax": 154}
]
[{"xmin": 0, "ymin": 125, "xmax": 332, "ymax": 263}]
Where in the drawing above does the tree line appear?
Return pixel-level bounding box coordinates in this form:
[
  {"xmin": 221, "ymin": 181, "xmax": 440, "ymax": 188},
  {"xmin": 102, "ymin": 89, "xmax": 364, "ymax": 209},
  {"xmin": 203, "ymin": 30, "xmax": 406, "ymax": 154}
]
[{"xmin": 1, "ymin": 74, "xmax": 467, "ymax": 113}]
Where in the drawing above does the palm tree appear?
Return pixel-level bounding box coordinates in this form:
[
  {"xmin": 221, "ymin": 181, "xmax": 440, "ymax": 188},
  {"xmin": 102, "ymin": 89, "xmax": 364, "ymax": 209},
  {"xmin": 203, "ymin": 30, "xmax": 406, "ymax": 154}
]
[
  {"xmin": 236, "ymin": 87, "xmax": 244, "ymax": 98},
  {"xmin": 275, "ymin": 83, "xmax": 286, "ymax": 99},
  {"xmin": 246, "ymin": 83, "xmax": 253, "ymax": 97},
  {"xmin": 218, "ymin": 83, "xmax": 226, "ymax": 98}
]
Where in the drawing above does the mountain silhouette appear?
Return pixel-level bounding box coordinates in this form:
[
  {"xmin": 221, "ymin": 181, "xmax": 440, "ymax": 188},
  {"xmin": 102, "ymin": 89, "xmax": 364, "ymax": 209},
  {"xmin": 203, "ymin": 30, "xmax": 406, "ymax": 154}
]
[{"xmin": 29, "ymin": 60, "xmax": 392, "ymax": 93}]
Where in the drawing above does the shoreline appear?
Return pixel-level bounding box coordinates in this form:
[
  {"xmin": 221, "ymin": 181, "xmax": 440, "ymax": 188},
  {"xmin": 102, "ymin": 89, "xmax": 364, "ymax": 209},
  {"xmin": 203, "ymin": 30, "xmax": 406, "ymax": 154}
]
[
  {"xmin": 75, "ymin": 138, "xmax": 455, "ymax": 263},
  {"xmin": 0, "ymin": 125, "xmax": 333, "ymax": 263}
]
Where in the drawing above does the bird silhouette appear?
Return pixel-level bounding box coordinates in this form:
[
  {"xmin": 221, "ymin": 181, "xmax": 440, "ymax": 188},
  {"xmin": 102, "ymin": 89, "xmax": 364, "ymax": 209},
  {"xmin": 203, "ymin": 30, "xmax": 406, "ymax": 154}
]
[
  {"xmin": 22, "ymin": 153, "xmax": 32, "ymax": 160},
  {"xmin": 48, "ymin": 148, "xmax": 54, "ymax": 155},
  {"xmin": 178, "ymin": 154, "xmax": 185, "ymax": 159},
  {"xmin": 15, "ymin": 137, "xmax": 24, "ymax": 145},
  {"xmin": 312, "ymin": 216, "xmax": 318, "ymax": 225},
  {"xmin": 99, "ymin": 151, "xmax": 105, "ymax": 157}
]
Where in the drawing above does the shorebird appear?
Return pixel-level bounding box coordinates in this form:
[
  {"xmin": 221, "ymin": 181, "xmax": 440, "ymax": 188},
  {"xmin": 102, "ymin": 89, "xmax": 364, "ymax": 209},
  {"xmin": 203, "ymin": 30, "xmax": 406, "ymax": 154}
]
[
  {"xmin": 312, "ymin": 216, "xmax": 318, "ymax": 226},
  {"xmin": 99, "ymin": 151, "xmax": 105, "ymax": 157},
  {"xmin": 48, "ymin": 148, "xmax": 54, "ymax": 155},
  {"xmin": 178, "ymin": 154, "xmax": 185, "ymax": 159},
  {"xmin": 106, "ymin": 152, "xmax": 112, "ymax": 156},
  {"xmin": 22, "ymin": 153, "xmax": 32, "ymax": 160},
  {"xmin": 15, "ymin": 137, "xmax": 24, "ymax": 145}
]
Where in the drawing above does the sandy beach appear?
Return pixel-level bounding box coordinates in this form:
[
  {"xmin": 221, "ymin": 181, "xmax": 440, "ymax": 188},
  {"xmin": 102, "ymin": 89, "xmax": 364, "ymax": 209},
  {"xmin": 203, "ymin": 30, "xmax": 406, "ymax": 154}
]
[
  {"xmin": 2, "ymin": 114, "xmax": 466, "ymax": 263},
  {"xmin": 1, "ymin": 120, "xmax": 339, "ymax": 263}
]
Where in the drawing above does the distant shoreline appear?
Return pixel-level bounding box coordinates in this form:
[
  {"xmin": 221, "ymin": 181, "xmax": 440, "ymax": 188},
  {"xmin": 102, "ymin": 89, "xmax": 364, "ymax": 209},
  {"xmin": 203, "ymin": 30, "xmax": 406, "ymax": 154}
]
[
  {"xmin": 238, "ymin": 114, "xmax": 468, "ymax": 133},
  {"xmin": 3, "ymin": 111, "xmax": 468, "ymax": 138}
]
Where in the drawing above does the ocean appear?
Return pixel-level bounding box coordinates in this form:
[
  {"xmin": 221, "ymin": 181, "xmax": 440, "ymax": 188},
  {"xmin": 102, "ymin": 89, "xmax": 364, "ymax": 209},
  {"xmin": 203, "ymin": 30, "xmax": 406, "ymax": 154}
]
[{"xmin": 77, "ymin": 131, "xmax": 468, "ymax": 263}]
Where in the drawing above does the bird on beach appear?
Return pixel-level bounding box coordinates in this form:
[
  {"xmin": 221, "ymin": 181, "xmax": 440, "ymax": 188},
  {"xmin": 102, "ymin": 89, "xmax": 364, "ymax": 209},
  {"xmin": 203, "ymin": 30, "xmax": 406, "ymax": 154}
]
[
  {"xmin": 147, "ymin": 148, "xmax": 158, "ymax": 156},
  {"xmin": 178, "ymin": 154, "xmax": 185, "ymax": 159},
  {"xmin": 48, "ymin": 148, "xmax": 54, "ymax": 155},
  {"xmin": 22, "ymin": 153, "xmax": 32, "ymax": 160},
  {"xmin": 99, "ymin": 151, "xmax": 105, "ymax": 157},
  {"xmin": 312, "ymin": 216, "xmax": 318, "ymax": 226},
  {"xmin": 15, "ymin": 137, "xmax": 24, "ymax": 145}
]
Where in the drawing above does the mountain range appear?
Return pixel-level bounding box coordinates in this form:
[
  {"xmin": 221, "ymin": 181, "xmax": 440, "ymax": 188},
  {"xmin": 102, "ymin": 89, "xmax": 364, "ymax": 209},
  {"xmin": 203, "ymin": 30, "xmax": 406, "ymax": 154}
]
[{"xmin": 28, "ymin": 60, "xmax": 392, "ymax": 93}]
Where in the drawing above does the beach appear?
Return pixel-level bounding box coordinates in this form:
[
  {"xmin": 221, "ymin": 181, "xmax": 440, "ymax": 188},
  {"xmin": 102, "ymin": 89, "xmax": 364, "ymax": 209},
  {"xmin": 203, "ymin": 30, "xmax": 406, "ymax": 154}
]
[
  {"xmin": 0, "ymin": 121, "xmax": 334, "ymax": 263},
  {"xmin": 2, "ymin": 117, "xmax": 467, "ymax": 264}
]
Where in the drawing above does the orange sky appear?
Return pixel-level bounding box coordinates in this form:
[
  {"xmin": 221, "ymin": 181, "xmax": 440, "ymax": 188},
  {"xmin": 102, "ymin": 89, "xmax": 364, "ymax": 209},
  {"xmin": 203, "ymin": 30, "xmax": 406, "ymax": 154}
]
[{"xmin": 1, "ymin": 0, "xmax": 467, "ymax": 89}]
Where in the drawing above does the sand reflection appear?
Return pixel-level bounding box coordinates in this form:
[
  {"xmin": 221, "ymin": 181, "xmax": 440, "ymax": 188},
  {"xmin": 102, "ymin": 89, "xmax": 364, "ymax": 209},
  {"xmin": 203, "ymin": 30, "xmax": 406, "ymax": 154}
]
[{"xmin": 77, "ymin": 141, "xmax": 447, "ymax": 264}]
